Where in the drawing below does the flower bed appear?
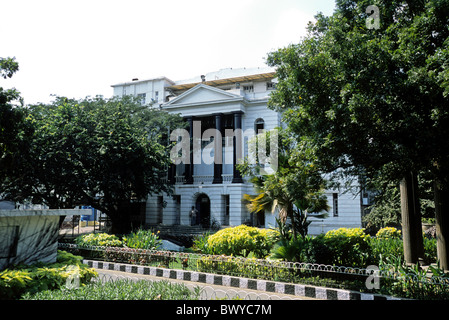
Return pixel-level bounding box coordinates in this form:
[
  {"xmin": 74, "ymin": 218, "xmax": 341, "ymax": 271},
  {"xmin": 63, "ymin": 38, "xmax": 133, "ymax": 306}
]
[
  {"xmin": 58, "ymin": 242, "xmax": 449, "ymax": 299},
  {"xmin": 57, "ymin": 226, "xmax": 447, "ymax": 299}
]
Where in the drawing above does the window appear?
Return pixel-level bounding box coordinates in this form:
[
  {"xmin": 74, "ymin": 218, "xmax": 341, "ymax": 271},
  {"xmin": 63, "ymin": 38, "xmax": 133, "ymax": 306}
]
[
  {"xmin": 155, "ymin": 91, "xmax": 159, "ymax": 102},
  {"xmin": 254, "ymin": 118, "xmax": 265, "ymax": 134},
  {"xmin": 254, "ymin": 118, "xmax": 265, "ymax": 165},
  {"xmin": 333, "ymin": 193, "xmax": 339, "ymax": 217},
  {"xmin": 243, "ymin": 85, "xmax": 254, "ymax": 93},
  {"xmin": 137, "ymin": 93, "xmax": 146, "ymax": 105},
  {"xmin": 157, "ymin": 196, "xmax": 164, "ymax": 224},
  {"xmin": 174, "ymin": 195, "xmax": 181, "ymax": 225},
  {"xmin": 266, "ymin": 82, "xmax": 276, "ymax": 90},
  {"xmin": 224, "ymin": 195, "xmax": 230, "ymax": 225}
]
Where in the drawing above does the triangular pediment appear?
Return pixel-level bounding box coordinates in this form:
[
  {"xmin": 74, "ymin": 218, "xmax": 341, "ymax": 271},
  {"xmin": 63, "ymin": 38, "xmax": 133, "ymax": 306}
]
[{"xmin": 164, "ymin": 84, "xmax": 244, "ymax": 107}]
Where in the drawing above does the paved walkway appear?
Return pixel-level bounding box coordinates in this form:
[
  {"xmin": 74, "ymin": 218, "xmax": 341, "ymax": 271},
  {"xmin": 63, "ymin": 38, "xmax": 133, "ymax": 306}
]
[{"xmin": 94, "ymin": 268, "xmax": 318, "ymax": 300}]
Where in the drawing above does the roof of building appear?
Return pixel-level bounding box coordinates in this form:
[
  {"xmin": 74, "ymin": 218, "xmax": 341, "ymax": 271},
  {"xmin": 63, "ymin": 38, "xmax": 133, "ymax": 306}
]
[
  {"xmin": 110, "ymin": 76, "xmax": 175, "ymax": 87},
  {"xmin": 110, "ymin": 67, "xmax": 276, "ymax": 90},
  {"xmin": 169, "ymin": 67, "xmax": 276, "ymax": 91}
]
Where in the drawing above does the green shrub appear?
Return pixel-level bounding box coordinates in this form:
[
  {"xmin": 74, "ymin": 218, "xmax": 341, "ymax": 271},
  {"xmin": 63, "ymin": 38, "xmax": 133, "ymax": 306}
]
[
  {"xmin": 314, "ymin": 228, "xmax": 370, "ymax": 267},
  {"xmin": 270, "ymin": 236, "xmax": 312, "ymax": 262},
  {"xmin": 301, "ymin": 234, "xmax": 334, "ymax": 264},
  {"xmin": 368, "ymin": 237, "xmax": 404, "ymax": 264},
  {"xmin": 75, "ymin": 233, "xmax": 123, "ymax": 247},
  {"xmin": 0, "ymin": 270, "xmax": 33, "ymax": 299},
  {"xmin": 206, "ymin": 225, "xmax": 278, "ymax": 258},
  {"xmin": 122, "ymin": 229, "xmax": 162, "ymax": 250},
  {"xmin": 0, "ymin": 251, "xmax": 98, "ymax": 300},
  {"xmin": 423, "ymin": 237, "xmax": 437, "ymax": 264},
  {"xmin": 191, "ymin": 232, "xmax": 212, "ymax": 254},
  {"xmin": 56, "ymin": 250, "xmax": 85, "ymax": 265},
  {"xmin": 196, "ymin": 255, "xmax": 293, "ymax": 282},
  {"xmin": 23, "ymin": 278, "xmax": 200, "ymax": 300}
]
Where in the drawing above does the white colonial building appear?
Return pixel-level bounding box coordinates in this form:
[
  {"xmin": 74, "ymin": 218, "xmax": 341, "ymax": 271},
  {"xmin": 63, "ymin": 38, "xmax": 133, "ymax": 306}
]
[{"xmin": 111, "ymin": 67, "xmax": 364, "ymax": 234}]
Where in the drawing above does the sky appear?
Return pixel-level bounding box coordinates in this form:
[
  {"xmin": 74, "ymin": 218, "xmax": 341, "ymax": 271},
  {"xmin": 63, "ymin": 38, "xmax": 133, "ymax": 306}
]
[{"xmin": 1, "ymin": 0, "xmax": 336, "ymax": 105}]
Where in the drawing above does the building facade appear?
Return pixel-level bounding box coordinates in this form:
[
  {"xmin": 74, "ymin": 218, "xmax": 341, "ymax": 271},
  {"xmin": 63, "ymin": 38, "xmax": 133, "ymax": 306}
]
[{"xmin": 111, "ymin": 67, "xmax": 363, "ymax": 234}]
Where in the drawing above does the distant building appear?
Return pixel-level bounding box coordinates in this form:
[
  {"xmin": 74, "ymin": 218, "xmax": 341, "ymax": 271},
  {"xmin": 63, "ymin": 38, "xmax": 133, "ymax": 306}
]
[{"xmin": 111, "ymin": 67, "xmax": 363, "ymax": 234}]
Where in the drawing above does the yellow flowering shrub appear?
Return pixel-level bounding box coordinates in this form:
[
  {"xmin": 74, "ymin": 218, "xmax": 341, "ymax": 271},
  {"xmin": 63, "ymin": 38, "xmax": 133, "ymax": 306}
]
[
  {"xmin": 325, "ymin": 227, "xmax": 370, "ymax": 241},
  {"xmin": 321, "ymin": 228, "xmax": 370, "ymax": 266},
  {"xmin": 75, "ymin": 232, "xmax": 123, "ymax": 247},
  {"xmin": 375, "ymin": 227, "xmax": 401, "ymax": 239},
  {"xmin": 207, "ymin": 225, "xmax": 278, "ymax": 258}
]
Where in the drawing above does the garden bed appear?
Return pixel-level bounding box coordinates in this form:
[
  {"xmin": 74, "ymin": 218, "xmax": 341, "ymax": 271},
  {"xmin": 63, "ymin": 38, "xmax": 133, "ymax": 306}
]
[
  {"xmin": 58, "ymin": 242, "xmax": 449, "ymax": 300},
  {"xmin": 56, "ymin": 226, "xmax": 449, "ymax": 300}
]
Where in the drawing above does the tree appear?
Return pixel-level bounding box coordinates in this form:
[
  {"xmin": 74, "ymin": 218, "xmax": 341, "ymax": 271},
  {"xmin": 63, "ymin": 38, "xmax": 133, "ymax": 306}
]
[
  {"xmin": 2, "ymin": 96, "xmax": 184, "ymax": 234},
  {"xmin": 0, "ymin": 57, "xmax": 28, "ymax": 191},
  {"xmin": 240, "ymin": 128, "xmax": 329, "ymax": 239},
  {"xmin": 267, "ymin": 0, "xmax": 449, "ymax": 267}
]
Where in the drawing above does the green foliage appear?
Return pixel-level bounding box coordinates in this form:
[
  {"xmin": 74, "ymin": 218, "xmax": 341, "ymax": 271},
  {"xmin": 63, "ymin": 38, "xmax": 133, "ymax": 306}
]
[
  {"xmin": 379, "ymin": 255, "xmax": 449, "ymax": 300},
  {"xmin": 0, "ymin": 56, "xmax": 27, "ymax": 183},
  {"xmin": 323, "ymin": 228, "xmax": 370, "ymax": 266},
  {"xmin": 122, "ymin": 229, "xmax": 162, "ymax": 250},
  {"xmin": 55, "ymin": 250, "xmax": 85, "ymax": 265},
  {"xmin": 240, "ymin": 128, "xmax": 329, "ymax": 239},
  {"xmin": 191, "ymin": 232, "xmax": 212, "ymax": 254},
  {"xmin": 23, "ymin": 279, "xmax": 200, "ymax": 300},
  {"xmin": 270, "ymin": 236, "xmax": 312, "ymax": 262},
  {"xmin": 75, "ymin": 233, "xmax": 123, "ymax": 248},
  {"xmin": 269, "ymin": 227, "xmax": 371, "ymax": 267},
  {"xmin": 0, "ymin": 270, "xmax": 32, "ymax": 299},
  {"xmin": 196, "ymin": 255, "xmax": 294, "ymax": 282},
  {"xmin": 423, "ymin": 237, "xmax": 437, "ymax": 264},
  {"xmin": 368, "ymin": 237, "xmax": 404, "ymax": 264},
  {"xmin": 267, "ymin": 2, "xmax": 449, "ymax": 270},
  {"xmin": 74, "ymin": 230, "xmax": 163, "ymax": 250},
  {"xmin": 267, "ymin": 0, "xmax": 449, "ymax": 183},
  {"xmin": 0, "ymin": 251, "xmax": 97, "ymax": 300},
  {"xmin": 1, "ymin": 95, "xmax": 184, "ymax": 234},
  {"xmin": 206, "ymin": 225, "xmax": 278, "ymax": 258}
]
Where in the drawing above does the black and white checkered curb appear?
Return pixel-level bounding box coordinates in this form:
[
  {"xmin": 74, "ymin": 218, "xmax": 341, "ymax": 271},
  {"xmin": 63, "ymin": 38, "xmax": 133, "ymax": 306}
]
[{"xmin": 84, "ymin": 260, "xmax": 402, "ymax": 300}]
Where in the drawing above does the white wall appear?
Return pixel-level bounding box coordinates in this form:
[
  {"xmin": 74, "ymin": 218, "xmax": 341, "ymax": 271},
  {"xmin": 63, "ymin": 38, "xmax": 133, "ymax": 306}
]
[
  {"xmin": 0, "ymin": 209, "xmax": 91, "ymax": 269},
  {"xmin": 113, "ymin": 79, "xmax": 171, "ymax": 104},
  {"xmin": 308, "ymin": 189, "xmax": 362, "ymax": 235}
]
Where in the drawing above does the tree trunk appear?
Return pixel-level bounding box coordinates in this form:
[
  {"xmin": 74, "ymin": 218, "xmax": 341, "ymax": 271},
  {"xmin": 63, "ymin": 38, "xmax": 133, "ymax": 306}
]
[
  {"xmin": 400, "ymin": 171, "xmax": 424, "ymax": 265},
  {"xmin": 287, "ymin": 203, "xmax": 298, "ymax": 240},
  {"xmin": 434, "ymin": 177, "xmax": 449, "ymax": 270},
  {"xmin": 109, "ymin": 209, "xmax": 133, "ymax": 235}
]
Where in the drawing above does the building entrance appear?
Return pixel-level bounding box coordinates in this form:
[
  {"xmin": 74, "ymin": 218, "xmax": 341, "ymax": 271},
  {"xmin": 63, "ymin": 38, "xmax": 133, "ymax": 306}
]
[{"xmin": 195, "ymin": 194, "xmax": 210, "ymax": 228}]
